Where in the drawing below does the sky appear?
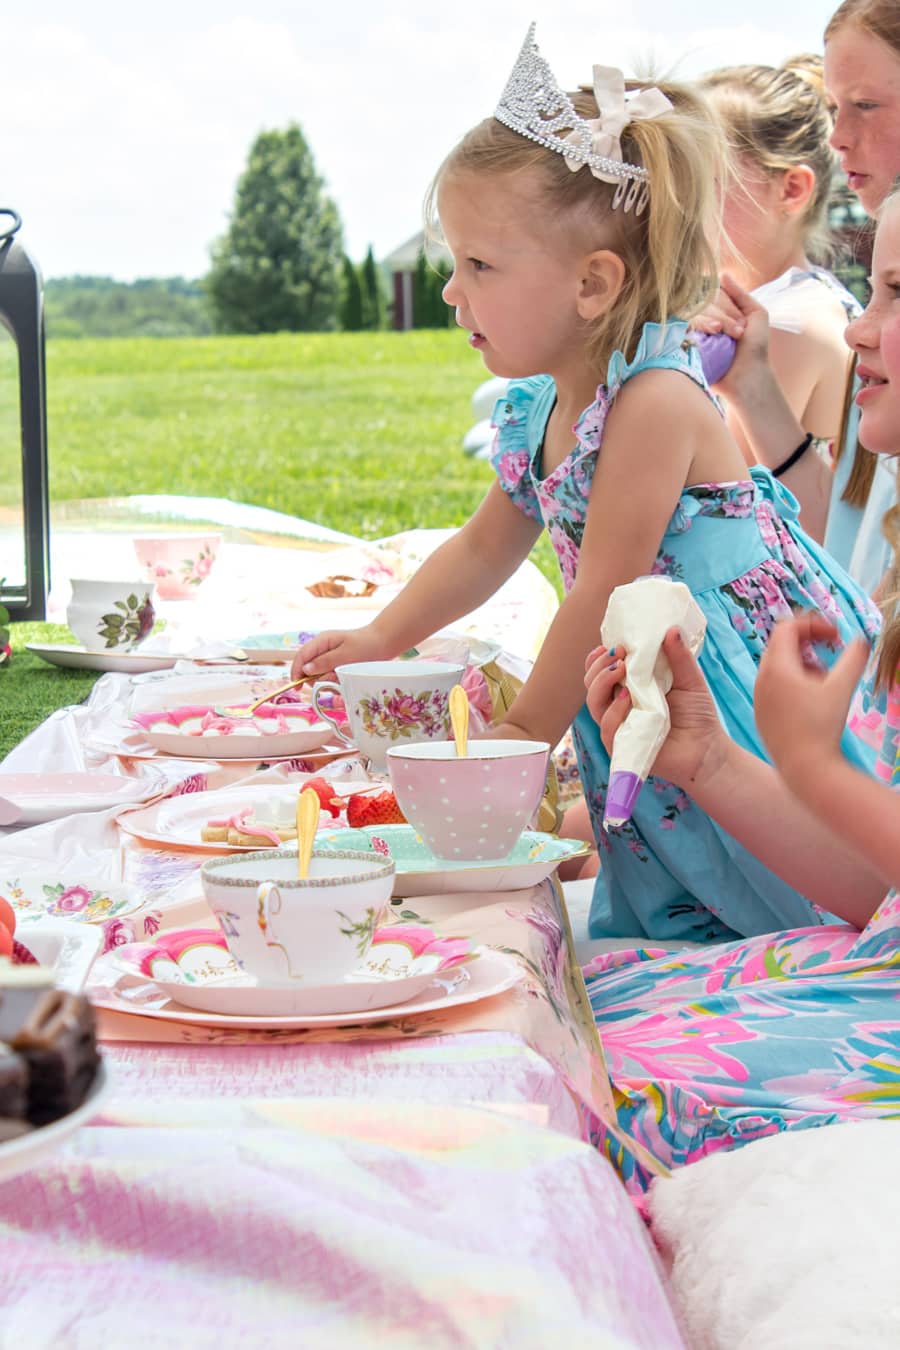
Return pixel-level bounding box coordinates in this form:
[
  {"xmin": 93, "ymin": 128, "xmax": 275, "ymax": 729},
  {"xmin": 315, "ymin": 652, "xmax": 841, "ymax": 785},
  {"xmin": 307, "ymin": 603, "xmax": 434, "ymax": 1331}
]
[{"xmin": 7, "ymin": 0, "xmax": 837, "ymax": 281}]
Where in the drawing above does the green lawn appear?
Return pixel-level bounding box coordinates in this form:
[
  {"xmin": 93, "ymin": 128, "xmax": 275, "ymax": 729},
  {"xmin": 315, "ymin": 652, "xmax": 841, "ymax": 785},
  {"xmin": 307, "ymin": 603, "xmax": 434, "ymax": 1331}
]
[{"xmin": 2, "ymin": 330, "xmax": 562, "ymax": 759}]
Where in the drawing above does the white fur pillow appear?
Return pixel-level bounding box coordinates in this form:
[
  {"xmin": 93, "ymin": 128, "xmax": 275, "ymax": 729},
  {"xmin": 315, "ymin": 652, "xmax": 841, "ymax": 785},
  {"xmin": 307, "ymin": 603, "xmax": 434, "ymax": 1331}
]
[{"xmin": 648, "ymin": 1120, "xmax": 900, "ymax": 1349}]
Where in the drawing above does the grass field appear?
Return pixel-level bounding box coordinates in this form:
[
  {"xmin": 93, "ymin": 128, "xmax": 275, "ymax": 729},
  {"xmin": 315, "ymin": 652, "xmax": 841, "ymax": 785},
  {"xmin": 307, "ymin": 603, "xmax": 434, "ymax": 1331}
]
[
  {"xmin": 28, "ymin": 331, "xmax": 525, "ymax": 539},
  {"xmin": 2, "ymin": 329, "xmax": 563, "ymax": 759}
]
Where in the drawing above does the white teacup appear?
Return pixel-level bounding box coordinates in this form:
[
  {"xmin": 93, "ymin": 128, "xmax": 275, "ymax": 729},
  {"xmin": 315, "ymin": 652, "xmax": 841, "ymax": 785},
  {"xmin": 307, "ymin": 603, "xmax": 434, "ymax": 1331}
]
[
  {"xmin": 311, "ymin": 660, "xmax": 465, "ymax": 772},
  {"xmin": 66, "ymin": 578, "xmax": 156, "ymax": 651},
  {"xmin": 200, "ymin": 848, "xmax": 395, "ymax": 985}
]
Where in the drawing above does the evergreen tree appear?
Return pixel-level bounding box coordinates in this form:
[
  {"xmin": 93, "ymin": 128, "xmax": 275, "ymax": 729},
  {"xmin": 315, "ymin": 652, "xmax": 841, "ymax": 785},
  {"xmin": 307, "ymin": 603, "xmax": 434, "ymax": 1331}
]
[
  {"xmin": 412, "ymin": 251, "xmax": 452, "ymax": 328},
  {"xmin": 360, "ymin": 246, "xmax": 385, "ymax": 331},
  {"xmin": 207, "ymin": 123, "xmax": 343, "ymax": 333},
  {"xmin": 412, "ymin": 250, "xmax": 430, "ymax": 329},
  {"xmin": 339, "ymin": 254, "xmax": 364, "ymax": 331}
]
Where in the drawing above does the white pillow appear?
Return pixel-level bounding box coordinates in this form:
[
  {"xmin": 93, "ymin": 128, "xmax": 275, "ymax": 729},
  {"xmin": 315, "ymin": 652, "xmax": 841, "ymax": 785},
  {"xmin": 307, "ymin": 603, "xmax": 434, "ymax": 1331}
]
[{"xmin": 648, "ymin": 1120, "xmax": 900, "ymax": 1349}]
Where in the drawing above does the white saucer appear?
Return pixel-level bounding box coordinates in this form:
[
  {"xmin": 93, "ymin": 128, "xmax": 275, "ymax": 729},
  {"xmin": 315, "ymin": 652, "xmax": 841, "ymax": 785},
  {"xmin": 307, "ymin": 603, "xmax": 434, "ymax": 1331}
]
[
  {"xmin": 26, "ymin": 643, "xmax": 181, "ymax": 674},
  {"xmin": 93, "ymin": 948, "xmax": 521, "ymax": 1028},
  {"xmin": 0, "ymin": 771, "xmax": 152, "ymax": 825},
  {"xmin": 0, "ymin": 1064, "xmax": 110, "ymax": 1184},
  {"xmin": 154, "ymin": 963, "xmax": 472, "ymax": 1017}
]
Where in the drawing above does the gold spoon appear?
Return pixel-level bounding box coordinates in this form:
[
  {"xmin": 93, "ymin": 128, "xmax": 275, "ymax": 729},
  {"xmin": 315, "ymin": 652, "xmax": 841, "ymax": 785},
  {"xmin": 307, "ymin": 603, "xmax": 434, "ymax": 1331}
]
[
  {"xmin": 215, "ymin": 676, "xmax": 311, "ymax": 718},
  {"xmin": 449, "ymin": 684, "xmax": 469, "ymax": 758},
  {"xmin": 295, "ymin": 786, "xmax": 320, "ymax": 880}
]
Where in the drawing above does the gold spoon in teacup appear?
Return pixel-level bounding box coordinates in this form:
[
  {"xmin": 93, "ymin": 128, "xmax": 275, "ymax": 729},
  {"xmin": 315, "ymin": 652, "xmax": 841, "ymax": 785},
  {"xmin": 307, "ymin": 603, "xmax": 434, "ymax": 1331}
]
[
  {"xmin": 449, "ymin": 684, "xmax": 469, "ymax": 758},
  {"xmin": 295, "ymin": 786, "xmax": 320, "ymax": 880}
]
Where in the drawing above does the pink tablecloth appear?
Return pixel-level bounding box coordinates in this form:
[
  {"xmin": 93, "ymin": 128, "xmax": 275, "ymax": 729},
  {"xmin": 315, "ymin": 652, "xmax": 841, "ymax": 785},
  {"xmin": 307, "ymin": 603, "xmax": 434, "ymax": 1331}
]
[
  {"xmin": 0, "ymin": 619, "xmax": 686, "ymax": 1346},
  {"xmin": 0, "ymin": 882, "xmax": 686, "ymax": 1346},
  {"xmin": 1, "ymin": 1088, "xmax": 685, "ymax": 1348}
]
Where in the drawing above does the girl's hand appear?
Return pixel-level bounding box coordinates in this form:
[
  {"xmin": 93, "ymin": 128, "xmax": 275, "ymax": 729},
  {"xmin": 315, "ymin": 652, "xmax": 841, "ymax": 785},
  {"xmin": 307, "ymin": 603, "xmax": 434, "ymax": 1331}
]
[
  {"xmin": 690, "ymin": 274, "xmax": 750, "ymax": 341},
  {"xmin": 584, "ymin": 644, "xmax": 627, "ymax": 723},
  {"xmin": 754, "ymin": 614, "xmax": 870, "ymax": 785},
  {"xmin": 585, "ymin": 628, "xmax": 728, "ymax": 790},
  {"xmin": 710, "ymin": 273, "xmax": 773, "ymax": 402},
  {"xmin": 291, "ymin": 626, "xmax": 395, "ymax": 681}
]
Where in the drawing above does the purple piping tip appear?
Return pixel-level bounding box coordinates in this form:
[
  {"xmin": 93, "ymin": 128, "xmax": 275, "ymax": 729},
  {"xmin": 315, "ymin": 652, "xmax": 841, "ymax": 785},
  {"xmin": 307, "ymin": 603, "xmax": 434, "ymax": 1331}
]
[{"xmin": 603, "ymin": 770, "xmax": 643, "ymax": 828}]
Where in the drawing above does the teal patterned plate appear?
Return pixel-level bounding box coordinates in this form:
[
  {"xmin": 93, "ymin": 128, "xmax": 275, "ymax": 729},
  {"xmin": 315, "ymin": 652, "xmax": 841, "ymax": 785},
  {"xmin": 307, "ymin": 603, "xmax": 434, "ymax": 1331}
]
[{"xmin": 314, "ymin": 826, "xmax": 590, "ymax": 898}]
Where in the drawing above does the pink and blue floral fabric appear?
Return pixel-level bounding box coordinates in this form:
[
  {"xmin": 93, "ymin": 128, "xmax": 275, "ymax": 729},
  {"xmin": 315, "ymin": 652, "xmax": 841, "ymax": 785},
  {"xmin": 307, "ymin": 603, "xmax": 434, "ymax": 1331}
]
[
  {"xmin": 582, "ymin": 656, "xmax": 900, "ymax": 1201},
  {"xmin": 491, "ymin": 320, "xmax": 881, "ymax": 942}
]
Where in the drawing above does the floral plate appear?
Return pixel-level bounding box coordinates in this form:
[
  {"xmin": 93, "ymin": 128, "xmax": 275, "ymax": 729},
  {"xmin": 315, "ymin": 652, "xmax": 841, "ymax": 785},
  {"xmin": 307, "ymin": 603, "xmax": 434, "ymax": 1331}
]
[
  {"xmin": 108, "ymin": 919, "xmax": 480, "ymax": 1017},
  {"xmin": 2, "ymin": 870, "xmax": 146, "ymax": 930},
  {"xmin": 315, "ymin": 827, "xmax": 592, "ymax": 898}
]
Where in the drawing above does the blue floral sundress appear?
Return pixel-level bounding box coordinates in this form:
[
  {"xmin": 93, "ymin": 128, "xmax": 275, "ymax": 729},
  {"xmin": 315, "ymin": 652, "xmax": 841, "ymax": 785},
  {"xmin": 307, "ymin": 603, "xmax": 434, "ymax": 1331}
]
[{"xmin": 491, "ymin": 320, "xmax": 881, "ymax": 942}]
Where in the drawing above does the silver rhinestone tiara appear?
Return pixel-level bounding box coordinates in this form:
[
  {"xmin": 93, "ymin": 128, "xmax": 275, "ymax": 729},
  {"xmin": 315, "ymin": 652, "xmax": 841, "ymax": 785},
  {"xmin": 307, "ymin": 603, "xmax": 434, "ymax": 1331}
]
[{"xmin": 494, "ymin": 23, "xmax": 649, "ymax": 187}]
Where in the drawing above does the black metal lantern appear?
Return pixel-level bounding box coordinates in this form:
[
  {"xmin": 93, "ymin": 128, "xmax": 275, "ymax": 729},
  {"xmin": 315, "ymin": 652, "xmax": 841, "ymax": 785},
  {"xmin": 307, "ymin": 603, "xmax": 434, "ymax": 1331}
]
[{"xmin": 0, "ymin": 208, "xmax": 49, "ymax": 620}]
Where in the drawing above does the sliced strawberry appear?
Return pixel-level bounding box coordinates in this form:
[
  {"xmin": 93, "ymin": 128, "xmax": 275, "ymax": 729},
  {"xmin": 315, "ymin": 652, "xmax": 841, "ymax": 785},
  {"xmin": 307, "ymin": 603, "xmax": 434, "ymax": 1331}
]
[
  {"xmin": 11, "ymin": 939, "xmax": 38, "ymax": 966},
  {"xmin": 346, "ymin": 789, "xmax": 407, "ymax": 829},
  {"xmin": 302, "ymin": 776, "xmax": 343, "ymax": 819}
]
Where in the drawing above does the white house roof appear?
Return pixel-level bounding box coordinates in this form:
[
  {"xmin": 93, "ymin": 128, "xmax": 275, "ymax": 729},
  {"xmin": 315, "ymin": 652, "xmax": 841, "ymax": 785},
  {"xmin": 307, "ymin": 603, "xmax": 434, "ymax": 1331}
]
[{"xmin": 383, "ymin": 229, "xmax": 453, "ymax": 272}]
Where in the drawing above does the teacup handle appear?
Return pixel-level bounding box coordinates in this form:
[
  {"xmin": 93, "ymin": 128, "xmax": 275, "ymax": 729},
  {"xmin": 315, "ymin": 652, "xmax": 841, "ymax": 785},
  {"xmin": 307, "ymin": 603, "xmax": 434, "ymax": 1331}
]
[
  {"xmin": 311, "ymin": 680, "xmax": 354, "ymax": 747},
  {"xmin": 256, "ymin": 881, "xmax": 302, "ymax": 980}
]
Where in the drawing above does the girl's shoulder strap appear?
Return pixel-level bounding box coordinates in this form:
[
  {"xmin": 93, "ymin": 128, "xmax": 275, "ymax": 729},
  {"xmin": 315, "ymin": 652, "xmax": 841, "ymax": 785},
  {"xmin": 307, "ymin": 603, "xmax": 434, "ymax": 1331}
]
[
  {"xmin": 606, "ymin": 319, "xmax": 708, "ymax": 402},
  {"xmin": 490, "ymin": 375, "xmax": 556, "ymax": 456},
  {"xmin": 794, "ymin": 264, "xmax": 862, "ymax": 322}
]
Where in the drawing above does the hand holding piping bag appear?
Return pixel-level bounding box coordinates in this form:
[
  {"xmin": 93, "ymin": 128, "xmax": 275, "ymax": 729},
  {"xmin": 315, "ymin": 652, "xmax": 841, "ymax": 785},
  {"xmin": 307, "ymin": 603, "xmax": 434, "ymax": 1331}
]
[{"xmin": 599, "ymin": 577, "xmax": 707, "ymax": 829}]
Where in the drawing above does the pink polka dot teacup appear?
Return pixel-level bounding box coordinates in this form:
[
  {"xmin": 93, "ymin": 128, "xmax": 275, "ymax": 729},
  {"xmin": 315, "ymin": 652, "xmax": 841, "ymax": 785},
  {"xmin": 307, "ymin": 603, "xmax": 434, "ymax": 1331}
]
[{"xmin": 386, "ymin": 739, "xmax": 550, "ymax": 862}]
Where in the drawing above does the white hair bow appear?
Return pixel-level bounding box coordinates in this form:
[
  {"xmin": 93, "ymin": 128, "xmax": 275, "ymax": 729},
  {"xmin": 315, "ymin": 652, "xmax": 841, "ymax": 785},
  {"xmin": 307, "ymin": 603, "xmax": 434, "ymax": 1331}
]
[{"xmin": 563, "ymin": 66, "xmax": 673, "ymax": 184}]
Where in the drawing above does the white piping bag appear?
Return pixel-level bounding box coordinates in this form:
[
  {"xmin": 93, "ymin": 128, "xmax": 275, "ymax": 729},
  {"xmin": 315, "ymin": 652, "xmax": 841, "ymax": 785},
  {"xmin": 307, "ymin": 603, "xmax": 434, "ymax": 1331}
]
[{"xmin": 600, "ymin": 577, "xmax": 706, "ymax": 829}]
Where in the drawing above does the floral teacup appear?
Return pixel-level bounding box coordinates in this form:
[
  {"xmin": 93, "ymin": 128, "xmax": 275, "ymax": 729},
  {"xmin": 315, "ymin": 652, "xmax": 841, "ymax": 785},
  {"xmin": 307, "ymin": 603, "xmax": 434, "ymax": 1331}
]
[
  {"xmin": 66, "ymin": 578, "xmax": 156, "ymax": 651},
  {"xmin": 311, "ymin": 660, "xmax": 465, "ymax": 772},
  {"xmin": 132, "ymin": 533, "xmax": 221, "ymax": 600},
  {"xmin": 200, "ymin": 848, "xmax": 395, "ymax": 985}
]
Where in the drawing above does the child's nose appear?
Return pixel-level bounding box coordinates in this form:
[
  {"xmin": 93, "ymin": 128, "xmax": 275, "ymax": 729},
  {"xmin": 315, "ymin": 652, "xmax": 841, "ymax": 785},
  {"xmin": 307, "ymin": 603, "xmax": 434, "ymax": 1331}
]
[
  {"xmin": 846, "ymin": 306, "xmax": 876, "ymax": 351},
  {"xmin": 442, "ymin": 271, "xmax": 459, "ymax": 305},
  {"xmin": 829, "ymin": 109, "xmax": 850, "ymax": 153}
]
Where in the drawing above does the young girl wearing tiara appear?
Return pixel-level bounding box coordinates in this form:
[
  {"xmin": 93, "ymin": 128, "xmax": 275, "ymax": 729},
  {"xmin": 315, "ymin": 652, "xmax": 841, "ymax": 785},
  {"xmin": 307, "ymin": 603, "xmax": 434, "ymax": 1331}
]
[
  {"xmin": 581, "ymin": 183, "xmax": 900, "ymax": 1193},
  {"xmin": 294, "ymin": 26, "xmax": 878, "ymax": 943}
]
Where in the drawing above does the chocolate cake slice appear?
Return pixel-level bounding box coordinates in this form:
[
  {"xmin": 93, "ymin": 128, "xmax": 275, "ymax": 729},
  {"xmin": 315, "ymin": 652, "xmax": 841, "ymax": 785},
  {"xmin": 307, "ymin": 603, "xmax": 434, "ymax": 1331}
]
[
  {"xmin": 0, "ymin": 966, "xmax": 99, "ymax": 1126},
  {"xmin": 0, "ymin": 1041, "xmax": 29, "ymax": 1137}
]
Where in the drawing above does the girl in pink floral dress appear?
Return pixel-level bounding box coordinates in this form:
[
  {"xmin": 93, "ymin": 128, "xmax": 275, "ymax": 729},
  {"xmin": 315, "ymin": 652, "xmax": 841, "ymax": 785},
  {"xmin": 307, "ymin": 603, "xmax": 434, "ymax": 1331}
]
[{"xmin": 583, "ymin": 187, "xmax": 900, "ymax": 1196}]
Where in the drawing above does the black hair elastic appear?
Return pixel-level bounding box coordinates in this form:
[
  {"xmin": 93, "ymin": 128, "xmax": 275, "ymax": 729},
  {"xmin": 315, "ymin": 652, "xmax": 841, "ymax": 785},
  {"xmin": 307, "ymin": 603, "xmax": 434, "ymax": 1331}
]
[{"xmin": 773, "ymin": 432, "xmax": 814, "ymax": 479}]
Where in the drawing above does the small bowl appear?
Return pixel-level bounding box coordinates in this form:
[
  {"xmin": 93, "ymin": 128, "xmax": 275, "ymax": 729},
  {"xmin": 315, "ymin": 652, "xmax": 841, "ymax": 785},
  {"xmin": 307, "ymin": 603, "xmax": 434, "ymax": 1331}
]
[
  {"xmin": 66, "ymin": 578, "xmax": 156, "ymax": 651},
  {"xmin": 200, "ymin": 848, "xmax": 395, "ymax": 985},
  {"xmin": 386, "ymin": 739, "xmax": 551, "ymax": 862},
  {"xmin": 132, "ymin": 533, "xmax": 222, "ymax": 600}
]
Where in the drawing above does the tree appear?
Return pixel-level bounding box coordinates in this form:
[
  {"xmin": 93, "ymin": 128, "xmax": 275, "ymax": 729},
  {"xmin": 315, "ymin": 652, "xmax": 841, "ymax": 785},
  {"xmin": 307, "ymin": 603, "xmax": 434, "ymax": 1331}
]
[
  {"xmin": 207, "ymin": 123, "xmax": 343, "ymax": 333},
  {"xmin": 339, "ymin": 254, "xmax": 364, "ymax": 331},
  {"xmin": 360, "ymin": 246, "xmax": 385, "ymax": 331},
  {"xmin": 412, "ymin": 251, "xmax": 452, "ymax": 328}
]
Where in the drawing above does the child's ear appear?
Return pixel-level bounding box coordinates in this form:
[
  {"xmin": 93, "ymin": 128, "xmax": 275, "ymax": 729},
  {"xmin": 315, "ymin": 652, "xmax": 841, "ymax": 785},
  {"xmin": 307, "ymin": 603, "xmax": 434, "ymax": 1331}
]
[
  {"xmin": 779, "ymin": 164, "xmax": 816, "ymax": 216},
  {"xmin": 577, "ymin": 250, "xmax": 626, "ymax": 319}
]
